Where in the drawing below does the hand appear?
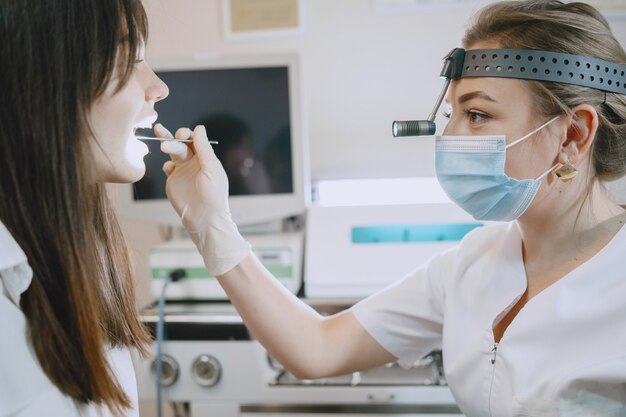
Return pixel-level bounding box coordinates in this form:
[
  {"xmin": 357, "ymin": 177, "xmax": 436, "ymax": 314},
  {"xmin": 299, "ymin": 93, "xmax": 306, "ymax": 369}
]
[{"xmin": 157, "ymin": 123, "xmax": 250, "ymax": 276}]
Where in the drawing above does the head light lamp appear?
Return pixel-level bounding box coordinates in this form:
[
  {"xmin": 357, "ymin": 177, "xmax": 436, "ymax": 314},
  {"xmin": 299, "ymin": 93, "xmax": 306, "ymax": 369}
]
[{"xmin": 392, "ymin": 48, "xmax": 626, "ymax": 137}]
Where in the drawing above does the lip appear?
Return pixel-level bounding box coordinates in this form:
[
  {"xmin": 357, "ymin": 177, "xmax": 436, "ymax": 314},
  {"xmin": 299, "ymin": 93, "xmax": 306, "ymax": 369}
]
[
  {"xmin": 133, "ymin": 135, "xmax": 150, "ymax": 155},
  {"xmin": 133, "ymin": 113, "xmax": 159, "ymax": 133},
  {"xmin": 139, "ymin": 140, "xmax": 150, "ymax": 155}
]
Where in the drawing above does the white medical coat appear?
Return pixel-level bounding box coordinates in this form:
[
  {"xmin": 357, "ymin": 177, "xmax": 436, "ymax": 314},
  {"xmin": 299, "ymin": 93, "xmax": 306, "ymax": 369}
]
[
  {"xmin": 0, "ymin": 222, "xmax": 139, "ymax": 417},
  {"xmin": 351, "ymin": 222, "xmax": 626, "ymax": 417}
]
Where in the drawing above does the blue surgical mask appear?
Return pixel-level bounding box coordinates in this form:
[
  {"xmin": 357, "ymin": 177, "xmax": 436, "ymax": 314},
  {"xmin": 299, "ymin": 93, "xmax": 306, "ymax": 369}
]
[{"xmin": 435, "ymin": 116, "xmax": 560, "ymax": 221}]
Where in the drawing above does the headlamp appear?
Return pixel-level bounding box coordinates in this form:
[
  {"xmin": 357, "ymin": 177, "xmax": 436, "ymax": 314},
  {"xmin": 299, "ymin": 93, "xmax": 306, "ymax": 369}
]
[{"xmin": 392, "ymin": 48, "xmax": 626, "ymax": 137}]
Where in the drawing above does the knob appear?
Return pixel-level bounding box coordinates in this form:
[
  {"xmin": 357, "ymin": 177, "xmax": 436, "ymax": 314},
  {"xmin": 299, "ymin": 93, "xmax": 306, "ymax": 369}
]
[
  {"xmin": 192, "ymin": 355, "xmax": 222, "ymax": 387},
  {"xmin": 150, "ymin": 354, "xmax": 179, "ymax": 387}
]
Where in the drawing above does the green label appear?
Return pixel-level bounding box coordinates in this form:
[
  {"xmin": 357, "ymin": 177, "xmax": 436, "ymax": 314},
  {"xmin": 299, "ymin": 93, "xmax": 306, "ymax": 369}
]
[{"xmin": 152, "ymin": 265, "xmax": 293, "ymax": 280}]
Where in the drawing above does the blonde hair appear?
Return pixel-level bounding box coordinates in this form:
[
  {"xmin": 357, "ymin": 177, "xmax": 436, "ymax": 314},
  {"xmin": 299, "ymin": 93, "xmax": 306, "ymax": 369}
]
[{"xmin": 464, "ymin": 0, "xmax": 626, "ymax": 181}]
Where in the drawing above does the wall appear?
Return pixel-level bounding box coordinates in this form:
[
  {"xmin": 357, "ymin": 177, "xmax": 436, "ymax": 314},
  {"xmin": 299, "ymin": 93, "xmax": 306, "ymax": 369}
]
[
  {"xmin": 143, "ymin": 0, "xmax": 487, "ymax": 180},
  {"xmin": 122, "ymin": 0, "xmax": 626, "ymax": 308}
]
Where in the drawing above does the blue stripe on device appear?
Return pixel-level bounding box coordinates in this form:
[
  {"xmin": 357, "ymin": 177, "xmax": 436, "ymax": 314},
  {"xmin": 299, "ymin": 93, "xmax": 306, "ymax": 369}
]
[{"xmin": 351, "ymin": 223, "xmax": 482, "ymax": 244}]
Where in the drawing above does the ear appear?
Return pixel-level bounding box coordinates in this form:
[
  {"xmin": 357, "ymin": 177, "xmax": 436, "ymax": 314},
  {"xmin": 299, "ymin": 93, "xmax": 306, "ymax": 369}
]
[{"xmin": 559, "ymin": 104, "xmax": 599, "ymax": 165}]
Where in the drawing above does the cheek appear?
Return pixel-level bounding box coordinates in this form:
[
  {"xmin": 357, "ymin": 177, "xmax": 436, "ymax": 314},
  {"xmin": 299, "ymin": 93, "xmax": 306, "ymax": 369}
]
[
  {"xmin": 88, "ymin": 106, "xmax": 147, "ymax": 182},
  {"xmin": 110, "ymin": 133, "xmax": 149, "ymax": 180},
  {"xmin": 504, "ymin": 153, "xmax": 528, "ymax": 179},
  {"xmin": 505, "ymin": 140, "xmax": 558, "ymax": 179},
  {"xmin": 506, "ymin": 148, "xmax": 539, "ymax": 179},
  {"xmin": 99, "ymin": 138, "xmax": 148, "ymax": 183},
  {"xmin": 124, "ymin": 137, "xmax": 149, "ymax": 166}
]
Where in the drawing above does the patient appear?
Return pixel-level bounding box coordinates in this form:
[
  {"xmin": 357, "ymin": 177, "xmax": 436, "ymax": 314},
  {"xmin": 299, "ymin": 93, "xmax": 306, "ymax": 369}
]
[{"xmin": 0, "ymin": 0, "xmax": 168, "ymax": 416}]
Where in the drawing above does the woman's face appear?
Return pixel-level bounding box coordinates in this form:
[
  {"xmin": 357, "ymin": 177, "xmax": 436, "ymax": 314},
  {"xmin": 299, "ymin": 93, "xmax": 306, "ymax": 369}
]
[
  {"xmin": 88, "ymin": 44, "xmax": 169, "ymax": 183},
  {"xmin": 442, "ymin": 41, "xmax": 564, "ymax": 185}
]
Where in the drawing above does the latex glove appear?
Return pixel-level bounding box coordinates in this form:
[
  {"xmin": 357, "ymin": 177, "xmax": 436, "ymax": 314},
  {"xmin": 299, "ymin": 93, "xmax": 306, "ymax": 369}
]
[{"xmin": 157, "ymin": 123, "xmax": 251, "ymax": 276}]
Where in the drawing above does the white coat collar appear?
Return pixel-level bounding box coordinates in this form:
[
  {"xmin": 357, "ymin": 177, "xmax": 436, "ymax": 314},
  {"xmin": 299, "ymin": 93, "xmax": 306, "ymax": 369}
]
[{"xmin": 0, "ymin": 221, "xmax": 32, "ymax": 305}]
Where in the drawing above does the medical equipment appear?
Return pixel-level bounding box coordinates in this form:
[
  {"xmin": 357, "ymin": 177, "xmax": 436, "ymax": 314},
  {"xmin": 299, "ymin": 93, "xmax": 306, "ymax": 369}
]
[
  {"xmin": 133, "ymin": 300, "xmax": 465, "ymax": 417},
  {"xmin": 155, "ymin": 268, "xmax": 186, "ymax": 417},
  {"xmin": 393, "ymin": 48, "xmax": 626, "ymax": 137},
  {"xmin": 305, "ymin": 202, "xmax": 482, "ymax": 299},
  {"xmin": 135, "ymin": 135, "xmax": 218, "ymax": 144},
  {"xmin": 148, "ymin": 232, "xmax": 303, "ymax": 300},
  {"xmin": 133, "ymin": 202, "xmax": 474, "ymax": 415}
]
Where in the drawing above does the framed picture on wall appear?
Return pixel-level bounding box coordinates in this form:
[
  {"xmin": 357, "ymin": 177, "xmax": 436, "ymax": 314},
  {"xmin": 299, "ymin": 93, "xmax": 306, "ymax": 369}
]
[{"xmin": 221, "ymin": 0, "xmax": 305, "ymax": 40}]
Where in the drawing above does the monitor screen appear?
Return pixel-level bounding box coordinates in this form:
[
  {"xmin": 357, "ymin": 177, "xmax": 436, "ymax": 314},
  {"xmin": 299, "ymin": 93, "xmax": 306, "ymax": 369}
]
[{"xmin": 118, "ymin": 54, "xmax": 309, "ymax": 226}]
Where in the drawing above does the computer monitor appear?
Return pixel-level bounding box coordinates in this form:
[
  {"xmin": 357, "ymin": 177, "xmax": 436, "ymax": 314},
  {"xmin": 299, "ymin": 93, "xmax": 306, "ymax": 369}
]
[{"xmin": 118, "ymin": 53, "xmax": 310, "ymax": 226}]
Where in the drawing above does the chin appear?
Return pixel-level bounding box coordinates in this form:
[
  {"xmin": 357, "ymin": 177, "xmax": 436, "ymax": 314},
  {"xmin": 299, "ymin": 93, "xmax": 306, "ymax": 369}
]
[
  {"xmin": 125, "ymin": 165, "xmax": 147, "ymax": 183},
  {"xmin": 104, "ymin": 164, "xmax": 147, "ymax": 184}
]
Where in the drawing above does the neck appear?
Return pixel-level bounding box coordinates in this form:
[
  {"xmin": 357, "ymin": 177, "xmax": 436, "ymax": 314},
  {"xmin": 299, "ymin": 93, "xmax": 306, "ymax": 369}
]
[{"xmin": 517, "ymin": 179, "xmax": 626, "ymax": 267}]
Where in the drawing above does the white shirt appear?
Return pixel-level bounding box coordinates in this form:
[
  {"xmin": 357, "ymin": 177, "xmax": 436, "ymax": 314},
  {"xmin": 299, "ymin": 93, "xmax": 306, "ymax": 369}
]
[
  {"xmin": 351, "ymin": 222, "xmax": 626, "ymax": 417},
  {"xmin": 0, "ymin": 222, "xmax": 139, "ymax": 417}
]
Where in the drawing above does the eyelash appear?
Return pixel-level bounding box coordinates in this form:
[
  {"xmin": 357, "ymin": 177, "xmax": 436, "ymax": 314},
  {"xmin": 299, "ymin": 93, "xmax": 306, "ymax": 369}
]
[
  {"xmin": 442, "ymin": 108, "xmax": 490, "ymax": 124},
  {"xmin": 465, "ymin": 110, "xmax": 490, "ymax": 123}
]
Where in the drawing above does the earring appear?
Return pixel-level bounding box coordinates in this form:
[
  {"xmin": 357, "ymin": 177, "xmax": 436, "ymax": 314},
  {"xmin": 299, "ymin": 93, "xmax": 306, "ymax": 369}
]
[{"xmin": 555, "ymin": 162, "xmax": 578, "ymax": 182}]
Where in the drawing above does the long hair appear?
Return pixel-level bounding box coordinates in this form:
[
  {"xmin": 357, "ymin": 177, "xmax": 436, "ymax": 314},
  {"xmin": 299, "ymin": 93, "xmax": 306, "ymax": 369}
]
[{"xmin": 0, "ymin": 0, "xmax": 151, "ymax": 414}]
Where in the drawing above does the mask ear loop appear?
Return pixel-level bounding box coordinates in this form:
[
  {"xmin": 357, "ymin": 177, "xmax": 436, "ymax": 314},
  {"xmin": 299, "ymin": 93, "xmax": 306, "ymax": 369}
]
[
  {"xmin": 536, "ymin": 162, "xmax": 560, "ymax": 181},
  {"xmin": 536, "ymin": 118, "xmax": 580, "ymax": 182},
  {"xmin": 524, "ymin": 115, "xmax": 579, "ymax": 182},
  {"xmin": 536, "ymin": 159, "xmax": 579, "ymax": 182},
  {"xmin": 506, "ymin": 115, "xmax": 562, "ymax": 149},
  {"xmin": 503, "ymin": 115, "xmax": 564, "ymax": 181}
]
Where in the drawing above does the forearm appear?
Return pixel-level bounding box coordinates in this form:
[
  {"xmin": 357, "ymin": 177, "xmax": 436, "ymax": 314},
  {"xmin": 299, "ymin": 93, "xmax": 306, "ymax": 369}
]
[
  {"xmin": 158, "ymin": 124, "xmax": 393, "ymax": 377},
  {"xmin": 217, "ymin": 254, "xmax": 330, "ymax": 379}
]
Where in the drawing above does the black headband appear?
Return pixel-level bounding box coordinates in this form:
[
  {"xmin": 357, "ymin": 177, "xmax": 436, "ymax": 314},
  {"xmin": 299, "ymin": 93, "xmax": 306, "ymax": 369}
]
[
  {"xmin": 391, "ymin": 47, "xmax": 626, "ymax": 137},
  {"xmin": 443, "ymin": 47, "xmax": 626, "ymax": 94}
]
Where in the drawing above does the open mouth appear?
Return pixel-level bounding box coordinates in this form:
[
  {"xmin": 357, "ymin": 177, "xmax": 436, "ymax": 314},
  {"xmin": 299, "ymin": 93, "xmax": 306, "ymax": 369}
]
[
  {"xmin": 133, "ymin": 124, "xmax": 153, "ymax": 137},
  {"xmin": 133, "ymin": 115, "xmax": 158, "ymax": 136}
]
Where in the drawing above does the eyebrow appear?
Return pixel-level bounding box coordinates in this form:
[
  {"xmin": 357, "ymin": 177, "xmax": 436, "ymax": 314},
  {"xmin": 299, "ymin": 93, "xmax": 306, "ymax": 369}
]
[{"xmin": 457, "ymin": 91, "xmax": 497, "ymax": 104}]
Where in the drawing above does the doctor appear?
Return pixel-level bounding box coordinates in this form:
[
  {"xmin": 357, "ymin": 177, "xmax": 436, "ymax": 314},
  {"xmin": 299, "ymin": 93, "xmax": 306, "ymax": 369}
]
[{"xmin": 159, "ymin": 1, "xmax": 626, "ymax": 415}]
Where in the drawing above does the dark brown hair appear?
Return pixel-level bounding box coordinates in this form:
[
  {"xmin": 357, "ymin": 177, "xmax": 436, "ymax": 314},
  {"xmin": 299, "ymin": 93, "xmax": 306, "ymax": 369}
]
[
  {"xmin": 0, "ymin": 0, "xmax": 151, "ymax": 414},
  {"xmin": 464, "ymin": 0, "xmax": 626, "ymax": 182}
]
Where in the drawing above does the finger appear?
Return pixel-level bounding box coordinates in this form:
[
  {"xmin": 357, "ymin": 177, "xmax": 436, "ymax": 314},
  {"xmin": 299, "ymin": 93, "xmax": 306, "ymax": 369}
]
[
  {"xmin": 156, "ymin": 123, "xmax": 191, "ymax": 161},
  {"xmin": 175, "ymin": 127, "xmax": 193, "ymax": 140},
  {"xmin": 154, "ymin": 123, "xmax": 174, "ymax": 139},
  {"xmin": 161, "ymin": 139, "xmax": 190, "ymax": 163},
  {"xmin": 191, "ymin": 125, "xmax": 216, "ymax": 165},
  {"xmin": 163, "ymin": 160, "xmax": 176, "ymax": 176},
  {"xmin": 157, "ymin": 125, "xmax": 192, "ymax": 163}
]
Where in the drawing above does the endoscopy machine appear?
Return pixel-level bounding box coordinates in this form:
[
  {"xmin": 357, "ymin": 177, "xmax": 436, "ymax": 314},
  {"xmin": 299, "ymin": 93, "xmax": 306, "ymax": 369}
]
[{"xmin": 133, "ymin": 47, "xmax": 626, "ymax": 416}]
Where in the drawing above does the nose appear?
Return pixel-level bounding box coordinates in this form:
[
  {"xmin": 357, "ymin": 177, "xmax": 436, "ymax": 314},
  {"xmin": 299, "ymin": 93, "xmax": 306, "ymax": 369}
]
[{"xmin": 146, "ymin": 67, "xmax": 169, "ymax": 103}]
